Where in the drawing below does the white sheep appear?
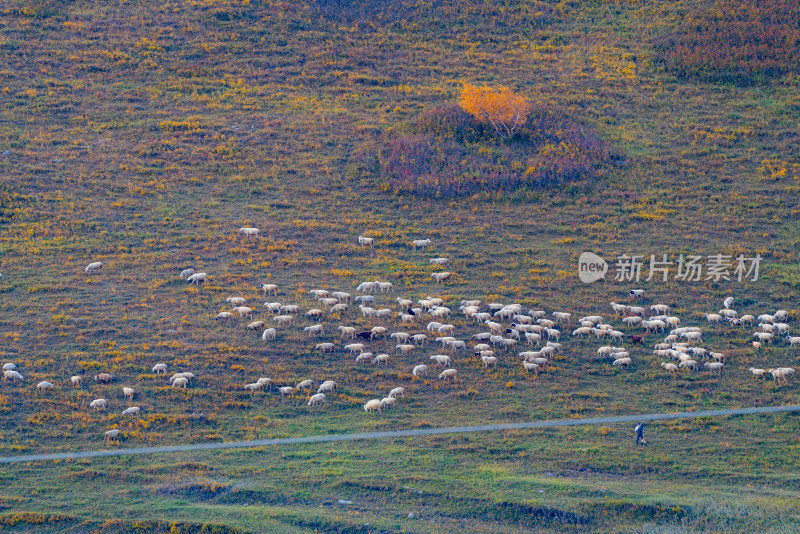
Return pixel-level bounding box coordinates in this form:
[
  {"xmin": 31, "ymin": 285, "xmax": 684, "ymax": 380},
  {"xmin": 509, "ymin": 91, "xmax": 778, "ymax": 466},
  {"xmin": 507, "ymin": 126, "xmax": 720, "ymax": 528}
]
[
  {"xmin": 257, "ymin": 377, "xmax": 273, "ymax": 388},
  {"xmin": 431, "ymin": 272, "xmax": 451, "ymax": 284},
  {"xmin": 215, "ymin": 311, "xmax": 234, "ymax": 321},
  {"xmin": 430, "ymin": 258, "xmax": 449, "ymax": 265},
  {"xmin": 152, "ymin": 363, "xmax": 168, "ymax": 374},
  {"xmin": 412, "ymin": 239, "xmax": 431, "ymax": 250},
  {"xmin": 749, "ymin": 367, "xmax": 767, "ymax": 378},
  {"xmin": 355, "ymin": 352, "xmax": 373, "ymax": 363},
  {"xmin": 358, "ymin": 235, "xmax": 374, "ymax": 248},
  {"xmin": 90, "ymin": 398, "xmax": 108, "ymax": 410},
  {"xmin": 262, "ymin": 328, "xmax": 277, "ymax": 340},
  {"xmin": 704, "ymin": 362, "xmax": 724, "ymax": 374},
  {"xmin": 396, "ymin": 344, "xmax": 415, "ymax": 355},
  {"xmin": 85, "ymin": 261, "xmax": 103, "ymax": 273},
  {"xmin": 660, "ymin": 362, "xmax": 678, "ymax": 373},
  {"xmin": 122, "ymin": 387, "xmax": 135, "ymax": 401},
  {"xmin": 122, "ymin": 406, "xmax": 140, "ymax": 416},
  {"xmin": 754, "ymin": 332, "xmax": 774, "ymax": 344},
  {"xmin": 430, "ymin": 355, "xmax": 452, "ymax": 367},
  {"xmin": 630, "ymin": 289, "xmax": 645, "ymax": 299},
  {"xmin": 186, "ymin": 272, "xmax": 208, "ymax": 285},
  {"xmin": 273, "ymin": 315, "xmax": 295, "ymax": 326},
  {"xmin": 364, "ymin": 399, "xmax": 383, "ymax": 413},
  {"xmin": 411, "ymin": 334, "xmax": 428, "ymax": 346},
  {"xmin": 612, "ymin": 357, "xmax": 632, "ymax": 368},
  {"xmin": 787, "ymin": 336, "xmax": 800, "ymax": 348},
  {"xmin": 439, "ymin": 368, "xmax": 458, "ymax": 380},
  {"xmin": 37, "ymin": 381, "xmax": 54, "ymax": 393},
  {"xmin": 227, "ymin": 297, "xmax": 247, "ymax": 307},
  {"xmin": 245, "ymin": 382, "xmax": 265, "ymax": 392},
  {"xmin": 179, "ymin": 268, "xmax": 195, "ymax": 280},
  {"xmin": 2, "ymin": 363, "xmax": 15, "ymax": 371},
  {"xmin": 372, "ymin": 354, "xmax": 390, "ymax": 365},
  {"xmin": 304, "ymin": 324, "xmax": 324, "ymax": 335},
  {"xmin": 260, "ymin": 283, "xmax": 279, "ymax": 295},
  {"xmin": 308, "ymin": 393, "xmax": 326, "ymax": 407},
  {"xmin": 679, "ymin": 359, "xmax": 698, "ymax": 371},
  {"xmin": 523, "ymin": 361, "xmax": 539, "ymax": 374},
  {"xmin": 233, "ymin": 306, "xmax": 253, "ymax": 319},
  {"xmin": 344, "ymin": 343, "xmax": 365, "ymax": 354},
  {"xmin": 389, "ymin": 387, "xmax": 405, "ymax": 398},
  {"xmin": 172, "ymin": 377, "xmax": 189, "ymax": 388},
  {"xmin": 104, "ymin": 429, "xmax": 120, "ymax": 443},
  {"xmin": 412, "ymin": 364, "xmax": 428, "ymax": 377},
  {"xmin": 70, "ymin": 375, "xmax": 82, "ymax": 387},
  {"xmin": 247, "ymin": 320, "xmax": 266, "ymax": 330},
  {"xmin": 296, "ymin": 379, "xmax": 314, "ymax": 390},
  {"xmin": 481, "ymin": 355, "xmax": 498, "ymax": 368},
  {"xmin": 3, "ymin": 370, "xmax": 23, "ymax": 382},
  {"xmin": 279, "ymin": 386, "xmax": 296, "ymax": 396},
  {"xmin": 318, "ymin": 381, "xmax": 337, "ymax": 394},
  {"xmin": 329, "ymin": 303, "xmax": 349, "ymax": 315},
  {"xmin": 240, "ymin": 227, "xmax": 260, "ymax": 237}
]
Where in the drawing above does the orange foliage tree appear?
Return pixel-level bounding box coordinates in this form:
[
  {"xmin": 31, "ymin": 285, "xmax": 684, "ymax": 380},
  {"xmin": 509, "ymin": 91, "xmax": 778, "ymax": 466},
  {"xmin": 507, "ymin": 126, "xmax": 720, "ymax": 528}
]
[{"xmin": 459, "ymin": 83, "xmax": 531, "ymax": 139}]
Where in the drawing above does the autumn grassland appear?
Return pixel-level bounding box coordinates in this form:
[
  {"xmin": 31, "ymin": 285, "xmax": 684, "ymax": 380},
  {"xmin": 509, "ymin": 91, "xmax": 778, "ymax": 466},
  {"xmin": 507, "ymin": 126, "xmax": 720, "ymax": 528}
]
[{"xmin": 0, "ymin": 0, "xmax": 799, "ymax": 532}]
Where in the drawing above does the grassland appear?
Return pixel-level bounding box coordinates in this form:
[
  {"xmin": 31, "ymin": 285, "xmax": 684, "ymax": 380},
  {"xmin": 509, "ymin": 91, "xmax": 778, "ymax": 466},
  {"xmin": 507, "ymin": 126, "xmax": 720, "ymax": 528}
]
[{"xmin": 0, "ymin": 0, "xmax": 799, "ymax": 531}]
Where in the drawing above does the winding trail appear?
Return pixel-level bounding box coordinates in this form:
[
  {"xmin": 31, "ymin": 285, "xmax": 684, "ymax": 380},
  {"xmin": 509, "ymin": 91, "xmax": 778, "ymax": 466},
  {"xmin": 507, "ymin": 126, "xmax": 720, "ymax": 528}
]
[{"xmin": 2, "ymin": 404, "xmax": 798, "ymax": 464}]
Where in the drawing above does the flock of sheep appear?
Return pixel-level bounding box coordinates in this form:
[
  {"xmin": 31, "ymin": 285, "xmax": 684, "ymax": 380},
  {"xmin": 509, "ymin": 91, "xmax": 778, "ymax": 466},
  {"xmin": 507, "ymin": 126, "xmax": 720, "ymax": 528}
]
[{"xmin": 4, "ymin": 231, "xmax": 796, "ymax": 444}]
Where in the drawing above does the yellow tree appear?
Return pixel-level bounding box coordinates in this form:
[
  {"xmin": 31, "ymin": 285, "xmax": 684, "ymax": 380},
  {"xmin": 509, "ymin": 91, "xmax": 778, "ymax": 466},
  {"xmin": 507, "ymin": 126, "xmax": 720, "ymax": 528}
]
[{"xmin": 459, "ymin": 83, "xmax": 531, "ymax": 139}]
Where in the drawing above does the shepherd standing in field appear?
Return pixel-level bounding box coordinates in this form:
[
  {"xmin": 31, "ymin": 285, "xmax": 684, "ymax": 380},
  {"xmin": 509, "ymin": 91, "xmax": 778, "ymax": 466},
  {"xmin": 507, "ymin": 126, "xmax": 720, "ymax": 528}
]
[{"xmin": 635, "ymin": 421, "xmax": 646, "ymax": 446}]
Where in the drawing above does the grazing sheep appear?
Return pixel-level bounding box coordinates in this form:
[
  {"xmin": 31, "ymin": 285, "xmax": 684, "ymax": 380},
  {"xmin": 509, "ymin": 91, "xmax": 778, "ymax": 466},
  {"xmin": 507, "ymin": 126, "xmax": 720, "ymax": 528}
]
[
  {"xmin": 381, "ymin": 397, "xmax": 397, "ymax": 409},
  {"xmin": 372, "ymin": 354, "xmax": 390, "ymax": 365},
  {"xmin": 245, "ymin": 382, "xmax": 265, "ymax": 392},
  {"xmin": 481, "ymin": 355, "xmax": 498, "ymax": 368},
  {"xmin": 273, "ymin": 315, "xmax": 295, "ymax": 326},
  {"xmin": 389, "ymin": 387, "xmax": 405, "ymax": 399},
  {"xmin": 90, "ymin": 398, "xmax": 108, "ymax": 410},
  {"xmin": 279, "ymin": 386, "xmax": 296, "ymax": 396},
  {"xmin": 355, "ymin": 352, "xmax": 373, "ymax": 363},
  {"xmin": 308, "ymin": 393, "xmax": 326, "ymax": 407},
  {"xmin": 122, "ymin": 406, "xmax": 140, "ymax": 416},
  {"xmin": 660, "ymin": 362, "xmax": 678, "ymax": 373},
  {"xmin": 152, "ymin": 363, "xmax": 168, "ymax": 374},
  {"xmin": 787, "ymin": 336, "xmax": 800, "ymax": 348},
  {"xmin": 749, "ymin": 367, "xmax": 767, "ymax": 378},
  {"xmin": 257, "ymin": 377, "xmax": 273, "ymax": 388},
  {"xmin": 371, "ymin": 326, "xmax": 388, "ymax": 338},
  {"xmin": 775, "ymin": 310, "xmax": 789, "ymax": 322},
  {"xmin": 523, "ymin": 361, "xmax": 539, "ymax": 374},
  {"xmin": 227, "ymin": 297, "xmax": 247, "ymax": 307},
  {"xmin": 704, "ymin": 362, "xmax": 724, "ymax": 374},
  {"xmin": 412, "ymin": 364, "xmax": 429, "ymax": 377},
  {"xmin": 338, "ymin": 326, "xmax": 357, "ymax": 339},
  {"xmin": 364, "ymin": 399, "xmax": 383, "ymax": 413},
  {"xmin": 215, "ymin": 311, "xmax": 234, "ymax": 321},
  {"xmin": 2, "ymin": 363, "xmax": 15, "ymax": 371},
  {"xmin": 70, "ymin": 375, "xmax": 82, "ymax": 387},
  {"xmin": 768, "ymin": 368, "xmax": 789, "ymax": 384},
  {"xmin": 104, "ymin": 429, "xmax": 120, "ymax": 443},
  {"xmin": 752, "ymin": 341, "xmax": 762, "ymax": 350},
  {"xmin": 296, "ymin": 379, "xmax": 314, "ymax": 390},
  {"xmin": 280, "ymin": 305, "xmax": 300, "ymax": 314},
  {"xmin": 240, "ymin": 227, "xmax": 260, "ymax": 237},
  {"xmin": 94, "ymin": 373, "xmax": 112, "ymax": 383},
  {"xmin": 172, "ymin": 377, "xmax": 189, "ymax": 388},
  {"xmin": 612, "ymin": 357, "xmax": 632, "ymax": 368},
  {"xmin": 439, "ymin": 369, "xmax": 458, "ymax": 380},
  {"xmin": 344, "ymin": 343, "xmax": 365, "ymax": 354},
  {"xmin": 430, "ymin": 355, "xmax": 452, "ymax": 367},
  {"xmin": 330, "ymin": 303, "xmax": 349, "ymax": 315},
  {"xmin": 179, "ymin": 268, "xmax": 195, "ymax": 280},
  {"xmin": 318, "ymin": 381, "xmax": 337, "ymax": 394},
  {"xmin": 315, "ymin": 342, "xmax": 335, "ymax": 353},
  {"xmin": 37, "ymin": 381, "xmax": 54, "ymax": 393},
  {"xmin": 412, "ymin": 239, "xmax": 431, "ymax": 250},
  {"xmin": 247, "ymin": 321, "xmax": 266, "ymax": 330},
  {"xmin": 679, "ymin": 359, "xmax": 698, "ymax": 371},
  {"xmin": 396, "ymin": 344, "xmax": 415, "ymax": 355},
  {"xmin": 85, "ymin": 261, "xmax": 103, "ymax": 273},
  {"xmin": 754, "ymin": 332, "xmax": 774, "ymax": 344},
  {"xmin": 186, "ymin": 272, "xmax": 208, "ymax": 285},
  {"xmin": 233, "ymin": 306, "xmax": 253, "ymax": 319},
  {"xmin": 259, "ymin": 283, "xmax": 279, "ymax": 295},
  {"xmin": 303, "ymin": 324, "xmax": 324, "ymax": 335},
  {"xmin": 431, "ymin": 272, "xmax": 451, "ymax": 284},
  {"xmin": 630, "ymin": 289, "xmax": 645, "ymax": 299},
  {"xmin": 430, "ymin": 258, "xmax": 449, "ymax": 265},
  {"xmin": 122, "ymin": 387, "xmax": 135, "ymax": 401},
  {"xmin": 261, "ymin": 328, "xmax": 277, "ymax": 340},
  {"xmin": 2, "ymin": 370, "xmax": 21, "ymax": 382},
  {"xmin": 358, "ymin": 236, "xmax": 374, "ymax": 248}
]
